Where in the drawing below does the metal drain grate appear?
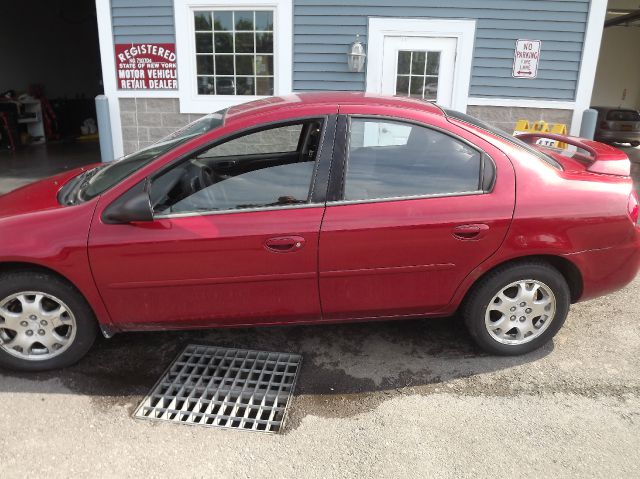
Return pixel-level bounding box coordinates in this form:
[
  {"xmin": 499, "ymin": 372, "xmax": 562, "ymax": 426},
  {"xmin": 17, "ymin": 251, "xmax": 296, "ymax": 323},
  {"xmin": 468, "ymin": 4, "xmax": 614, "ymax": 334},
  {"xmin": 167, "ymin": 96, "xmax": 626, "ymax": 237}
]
[{"xmin": 134, "ymin": 344, "xmax": 302, "ymax": 433}]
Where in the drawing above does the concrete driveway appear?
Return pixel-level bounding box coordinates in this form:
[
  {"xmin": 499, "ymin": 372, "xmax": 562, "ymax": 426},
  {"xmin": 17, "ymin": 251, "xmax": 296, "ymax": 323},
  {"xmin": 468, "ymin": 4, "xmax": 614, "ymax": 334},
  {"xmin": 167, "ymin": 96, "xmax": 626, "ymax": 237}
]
[
  {"xmin": 0, "ymin": 144, "xmax": 639, "ymax": 478},
  {"xmin": 0, "ymin": 283, "xmax": 639, "ymax": 478}
]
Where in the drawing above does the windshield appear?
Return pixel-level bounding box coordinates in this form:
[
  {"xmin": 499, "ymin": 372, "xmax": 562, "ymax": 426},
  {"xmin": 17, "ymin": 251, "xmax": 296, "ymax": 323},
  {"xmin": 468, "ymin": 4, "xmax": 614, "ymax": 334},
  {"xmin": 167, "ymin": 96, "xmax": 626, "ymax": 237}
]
[
  {"xmin": 443, "ymin": 108, "xmax": 563, "ymax": 170},
  {"xmin": 75, "ymin": 111, "xmax": 226, "ymax": 202}
]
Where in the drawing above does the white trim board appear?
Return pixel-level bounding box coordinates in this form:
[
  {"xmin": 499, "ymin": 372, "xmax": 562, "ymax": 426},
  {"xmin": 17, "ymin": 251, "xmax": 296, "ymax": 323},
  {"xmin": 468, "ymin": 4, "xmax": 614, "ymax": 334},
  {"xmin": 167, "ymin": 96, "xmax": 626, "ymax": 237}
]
[
  {"xmin": 570, "ymin": 0, "xmax": 607, "ymax": 136},
  {"xmin": 467, "ymin": 98, "xmax": 576, "ymax": 110},
  {"xmin": 366, "ymin": 18, "xmax": 476, "ymax": 113},
  {"xmin": 174, "ymin": 0, "xmax": 293, "ymax": 114},
  {"xmin": 95, "ymin": 0, "xmax": 124, "ymax": 158}
]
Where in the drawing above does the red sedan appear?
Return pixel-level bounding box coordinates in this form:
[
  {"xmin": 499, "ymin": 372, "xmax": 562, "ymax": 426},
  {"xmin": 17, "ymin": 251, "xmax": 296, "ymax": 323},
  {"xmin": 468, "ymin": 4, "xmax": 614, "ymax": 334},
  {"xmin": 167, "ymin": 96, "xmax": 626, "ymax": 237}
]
[{"xmin": 0, "ymin": 93, "xmax": 638, "ymax": 371}]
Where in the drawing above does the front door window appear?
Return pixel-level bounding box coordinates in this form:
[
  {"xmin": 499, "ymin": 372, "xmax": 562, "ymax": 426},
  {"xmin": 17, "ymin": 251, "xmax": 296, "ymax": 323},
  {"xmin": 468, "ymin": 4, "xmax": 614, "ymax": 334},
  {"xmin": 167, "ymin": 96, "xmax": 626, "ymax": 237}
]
[{"xmin": 149, "ymin": 119, "xmax": 324, "ymax": 216}]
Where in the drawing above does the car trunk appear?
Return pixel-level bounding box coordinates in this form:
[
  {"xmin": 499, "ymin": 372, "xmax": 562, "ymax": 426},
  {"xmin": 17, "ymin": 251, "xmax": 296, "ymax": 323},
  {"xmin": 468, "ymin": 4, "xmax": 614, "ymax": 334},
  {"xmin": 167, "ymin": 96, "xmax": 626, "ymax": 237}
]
[{"xmin": 516, "ymin": 133, "xmax": 631, "ymax": 177}]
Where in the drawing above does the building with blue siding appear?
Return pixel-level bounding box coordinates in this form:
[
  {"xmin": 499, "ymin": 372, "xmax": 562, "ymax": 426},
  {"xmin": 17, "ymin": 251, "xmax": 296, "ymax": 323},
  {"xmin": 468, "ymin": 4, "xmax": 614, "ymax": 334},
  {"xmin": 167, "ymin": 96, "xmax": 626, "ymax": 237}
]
[{"xmin": 94, "ymin": 0, "xmax": 610, "ymax": 156}]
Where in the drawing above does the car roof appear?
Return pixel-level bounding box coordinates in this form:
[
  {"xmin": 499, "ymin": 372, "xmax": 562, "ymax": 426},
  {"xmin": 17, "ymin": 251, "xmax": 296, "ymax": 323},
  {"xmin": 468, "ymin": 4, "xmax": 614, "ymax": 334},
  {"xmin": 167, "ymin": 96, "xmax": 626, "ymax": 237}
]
[{"xmin": 224, "ymin": 92, "xmax": 445, "ymax": 121}]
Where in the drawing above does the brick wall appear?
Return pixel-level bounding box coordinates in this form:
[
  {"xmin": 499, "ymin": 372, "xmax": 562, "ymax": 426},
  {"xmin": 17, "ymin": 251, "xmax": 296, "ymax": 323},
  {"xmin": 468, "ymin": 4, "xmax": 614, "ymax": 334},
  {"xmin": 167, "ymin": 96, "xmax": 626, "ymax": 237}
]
[{"xmin": 119, "ymin": 98, "xmax": 203, "ymax": 155}]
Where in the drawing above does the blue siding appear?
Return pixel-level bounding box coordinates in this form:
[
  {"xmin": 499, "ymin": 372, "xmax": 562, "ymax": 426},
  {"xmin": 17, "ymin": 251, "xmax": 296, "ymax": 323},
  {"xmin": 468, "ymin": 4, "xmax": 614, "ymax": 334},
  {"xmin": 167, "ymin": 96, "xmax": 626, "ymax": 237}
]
[
  {"xmin": 112, "ymin": 0, "xmax": 175, "ymax": 44},
  {"xmin": 293, "ymin": 0, "xmax": 590, "ymax": 100},
  {"xmin": 109, "ymin": 0, "xmax": 590, "ymax": 101}
]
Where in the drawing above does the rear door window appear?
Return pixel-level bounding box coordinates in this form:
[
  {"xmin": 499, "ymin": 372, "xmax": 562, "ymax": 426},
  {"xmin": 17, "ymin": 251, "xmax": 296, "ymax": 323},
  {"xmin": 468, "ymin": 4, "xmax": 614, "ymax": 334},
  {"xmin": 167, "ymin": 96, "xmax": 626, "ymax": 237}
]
[{"xmin": 344, "ymin": 118, "xmax": 482, "ymax": 201}]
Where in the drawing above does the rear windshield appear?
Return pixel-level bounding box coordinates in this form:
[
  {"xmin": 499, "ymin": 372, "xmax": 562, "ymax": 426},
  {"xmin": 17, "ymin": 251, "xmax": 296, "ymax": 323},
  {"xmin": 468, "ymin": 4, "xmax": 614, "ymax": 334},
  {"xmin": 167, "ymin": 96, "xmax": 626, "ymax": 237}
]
[
  {"xmin": 606, "ymin": 110, "xmax": 640, "ymax": 122},
  {"xmin": 442, "ymin": 108, "xmax": 563, "ymax": 170}
]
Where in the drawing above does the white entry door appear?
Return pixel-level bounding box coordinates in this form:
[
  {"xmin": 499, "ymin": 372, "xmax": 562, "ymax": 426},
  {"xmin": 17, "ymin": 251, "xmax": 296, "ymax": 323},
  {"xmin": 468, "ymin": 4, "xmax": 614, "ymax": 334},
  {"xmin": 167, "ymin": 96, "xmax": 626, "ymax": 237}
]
[{"xmin": 381, "ymin": 36, "xmax": 457, "ymax": 107}]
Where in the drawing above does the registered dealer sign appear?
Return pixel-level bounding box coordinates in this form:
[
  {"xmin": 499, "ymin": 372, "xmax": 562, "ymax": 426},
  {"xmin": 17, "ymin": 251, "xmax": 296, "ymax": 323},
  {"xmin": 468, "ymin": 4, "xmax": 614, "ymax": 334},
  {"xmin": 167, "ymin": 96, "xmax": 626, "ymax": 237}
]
[
  {"xmin": 115, "ymin": 43, "xmax": 178, "ymax": 90},
  {"xmin": 512, "ymin": 39, "xmax": 541, "ymax": 79}
]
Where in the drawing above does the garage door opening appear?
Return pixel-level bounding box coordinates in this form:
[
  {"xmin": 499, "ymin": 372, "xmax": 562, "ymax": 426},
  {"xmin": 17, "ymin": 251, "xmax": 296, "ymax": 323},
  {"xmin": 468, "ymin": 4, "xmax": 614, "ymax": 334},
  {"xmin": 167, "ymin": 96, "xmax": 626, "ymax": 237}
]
[
  {"xmin": 0, "ymin": 0, "xmax": 103, "ymax": 194},
  {"xmin": 591, "ymin": 0, "xmax": 640, "ymax": 159}
]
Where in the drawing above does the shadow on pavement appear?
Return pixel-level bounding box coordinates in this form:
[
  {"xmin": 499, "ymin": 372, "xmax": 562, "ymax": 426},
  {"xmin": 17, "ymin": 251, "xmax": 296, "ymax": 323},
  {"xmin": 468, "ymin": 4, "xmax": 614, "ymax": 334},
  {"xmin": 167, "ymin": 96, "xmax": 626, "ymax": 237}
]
[{"xmin": 0, "ymin": 316, "xmax": 552, "ymax": 422}]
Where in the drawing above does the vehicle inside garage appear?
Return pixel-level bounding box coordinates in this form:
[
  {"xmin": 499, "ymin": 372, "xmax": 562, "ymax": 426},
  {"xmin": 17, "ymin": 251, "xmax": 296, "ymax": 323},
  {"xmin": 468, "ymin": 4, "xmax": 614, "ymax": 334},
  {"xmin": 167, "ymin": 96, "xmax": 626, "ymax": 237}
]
[
  {"xmin": 591, "ymin": 0, "xmax": 640, "ymax": 152},
  {"xmin": 0, "ymin": 0, "xmax": 103, "ymax": 193}
]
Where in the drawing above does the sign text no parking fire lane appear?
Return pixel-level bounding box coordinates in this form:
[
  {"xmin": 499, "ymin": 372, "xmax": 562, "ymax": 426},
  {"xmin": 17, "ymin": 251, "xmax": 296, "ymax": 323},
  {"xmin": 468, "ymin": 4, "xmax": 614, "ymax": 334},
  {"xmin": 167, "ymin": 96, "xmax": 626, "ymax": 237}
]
[{"xmin": 512, "ymin": 39, "xmax": 541, "ymax": 79}]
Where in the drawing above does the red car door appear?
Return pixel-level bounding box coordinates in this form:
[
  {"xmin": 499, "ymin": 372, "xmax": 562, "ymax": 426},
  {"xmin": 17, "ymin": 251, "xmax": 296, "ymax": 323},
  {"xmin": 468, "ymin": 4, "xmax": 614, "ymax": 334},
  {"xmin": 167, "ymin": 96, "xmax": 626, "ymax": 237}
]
[
  {"xmin": 318, "ymin": 110, "xmax": 515, "ymax": 320},
  {"xmin": 88, "ymin": 116, "xmax": 336, "ymax": 329}
]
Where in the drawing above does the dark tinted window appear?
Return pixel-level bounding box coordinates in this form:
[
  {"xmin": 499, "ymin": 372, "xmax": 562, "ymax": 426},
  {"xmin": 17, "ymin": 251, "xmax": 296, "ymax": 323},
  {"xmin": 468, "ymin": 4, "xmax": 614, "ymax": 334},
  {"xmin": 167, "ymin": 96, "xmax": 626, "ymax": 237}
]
[
  {"xmin": 344, "ymin": 119, "xmax": 481, "ymax": 201},
  {"xmin": 607, "ymin": 110, "xmax": 640, "ymax": 122},
  {"xmin": 443, "ymin": 108, "xmax": 562, "ymax": 170},
  {"xmin": 150, "ymin": 120, "xmax": 323, "ymax": 215}
]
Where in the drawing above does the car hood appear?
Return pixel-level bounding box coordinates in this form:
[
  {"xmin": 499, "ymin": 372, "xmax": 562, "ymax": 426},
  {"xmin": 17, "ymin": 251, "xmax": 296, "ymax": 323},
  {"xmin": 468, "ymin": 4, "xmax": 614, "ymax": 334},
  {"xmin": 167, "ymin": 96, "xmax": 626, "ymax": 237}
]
[{"xmin": 0, "ymin": 165, "xmax": 96, "ymax": 219}]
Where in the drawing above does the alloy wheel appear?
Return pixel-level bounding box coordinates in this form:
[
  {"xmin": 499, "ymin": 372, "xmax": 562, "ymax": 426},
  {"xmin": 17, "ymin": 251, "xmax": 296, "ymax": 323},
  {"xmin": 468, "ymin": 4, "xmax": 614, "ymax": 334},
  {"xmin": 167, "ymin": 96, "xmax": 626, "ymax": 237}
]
[
  {"xmin": 0, "ymin": 291, "xmax": 77, "ymax": 361},
  {"xmin": 484, "ymin": 280, "xmax": 556, "ymax": 345}
]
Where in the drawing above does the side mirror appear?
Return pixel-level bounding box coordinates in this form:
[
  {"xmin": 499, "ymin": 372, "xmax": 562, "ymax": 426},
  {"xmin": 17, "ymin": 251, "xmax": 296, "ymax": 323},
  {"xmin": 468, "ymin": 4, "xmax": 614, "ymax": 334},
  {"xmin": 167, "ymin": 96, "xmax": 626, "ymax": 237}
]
[{"xmin": 102, "ymin": 180, "xmax": 153, "ymax": 224}]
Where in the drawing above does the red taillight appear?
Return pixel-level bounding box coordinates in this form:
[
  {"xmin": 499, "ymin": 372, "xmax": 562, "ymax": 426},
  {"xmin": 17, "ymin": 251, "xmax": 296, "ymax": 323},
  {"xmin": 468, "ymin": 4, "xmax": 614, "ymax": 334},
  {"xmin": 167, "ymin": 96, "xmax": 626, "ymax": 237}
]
[
  {"xmin": 600, "ymin": 121, "xmax": 609, "ymax": 130},
  {"xmin": 628, "ymin": 191, "xmax": 639, "ymax": 224}
]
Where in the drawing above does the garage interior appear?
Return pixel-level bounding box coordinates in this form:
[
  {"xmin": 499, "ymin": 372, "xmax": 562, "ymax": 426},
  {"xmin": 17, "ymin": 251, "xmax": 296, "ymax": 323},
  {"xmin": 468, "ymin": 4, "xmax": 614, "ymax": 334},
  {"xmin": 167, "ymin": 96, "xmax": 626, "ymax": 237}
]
[
  {"xmin": 0, "ymin": 1, "xmax": 103, "ymax": 193},
  {"xmin": 591, "ymin": 0, "xmax": 640, "ymax": 138},
  {"xmin": 592, "ymin": 1, "xmax": 640, "ymax": 110}
]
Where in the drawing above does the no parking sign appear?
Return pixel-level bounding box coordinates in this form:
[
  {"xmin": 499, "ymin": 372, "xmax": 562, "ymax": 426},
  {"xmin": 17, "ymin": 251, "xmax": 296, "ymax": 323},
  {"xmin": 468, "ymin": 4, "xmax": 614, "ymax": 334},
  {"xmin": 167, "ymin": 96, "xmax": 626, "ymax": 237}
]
[{"xmin": 512, "ymin": 39, "xmax": 541, "ymax": 79}]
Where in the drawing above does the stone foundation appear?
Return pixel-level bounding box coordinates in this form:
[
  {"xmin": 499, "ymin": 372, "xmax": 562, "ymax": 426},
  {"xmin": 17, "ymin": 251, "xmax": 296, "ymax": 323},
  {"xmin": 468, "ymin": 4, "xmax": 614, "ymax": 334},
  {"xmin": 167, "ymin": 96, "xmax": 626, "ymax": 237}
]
[
  {"xmin": 466, "ymin": 105, "xmax": 573, "ymax": 133},
  {"xmin": 119, "ymin": 98, "xmax": 202, "ymax": 155}
]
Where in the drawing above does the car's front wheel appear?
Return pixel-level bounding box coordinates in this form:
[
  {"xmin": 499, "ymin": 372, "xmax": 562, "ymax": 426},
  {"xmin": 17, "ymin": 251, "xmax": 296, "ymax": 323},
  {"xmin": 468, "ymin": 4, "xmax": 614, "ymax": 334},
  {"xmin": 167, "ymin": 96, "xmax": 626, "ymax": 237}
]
[
  {"xmin": 462, "ymin": 262, "xmax": 570, "ymax": 355},
  {"xmin": 0, "ymin": 271, "xmax": 97, "ymax": 371}
]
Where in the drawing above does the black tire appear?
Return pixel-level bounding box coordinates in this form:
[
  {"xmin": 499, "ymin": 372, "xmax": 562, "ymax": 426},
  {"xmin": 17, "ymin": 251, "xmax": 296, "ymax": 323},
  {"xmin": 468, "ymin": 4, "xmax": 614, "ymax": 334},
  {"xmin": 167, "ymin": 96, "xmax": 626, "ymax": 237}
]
[
  {"xmin": 630, "ymin": 141, "xmax": 640, "ymax": 148},
  {"xmin": 461, "ymin": 262, "xmax": 570, "ymax": 356},
  {"xmin": 0, "ymin": 271, "xmax": 98, "ymax": 371}
]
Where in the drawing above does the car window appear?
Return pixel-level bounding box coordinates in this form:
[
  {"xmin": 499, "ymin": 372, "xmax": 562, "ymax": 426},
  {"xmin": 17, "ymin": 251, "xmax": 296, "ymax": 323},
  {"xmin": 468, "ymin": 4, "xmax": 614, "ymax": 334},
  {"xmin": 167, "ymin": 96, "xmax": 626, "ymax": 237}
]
[
  {"xmin": 73, "ymin": 111, "xmax": 226, "ymax": 203},
  {"xmin": 606, "ymin": 110, "xmax": 640, "ymax": 122},
  {"xmin": 150, "ymin": 119, "xmax": 324, "ymax": 215},
  {"xmin": 443, "ymin": 108, "xmax": 562, "ymax": 170},
  {"xmin": 344, "ymin": 118, "xmax": 482, "ymax": 201},
  {"xmin": 201, "ymin": 124, "xmax": 302, "ymax": 157}
]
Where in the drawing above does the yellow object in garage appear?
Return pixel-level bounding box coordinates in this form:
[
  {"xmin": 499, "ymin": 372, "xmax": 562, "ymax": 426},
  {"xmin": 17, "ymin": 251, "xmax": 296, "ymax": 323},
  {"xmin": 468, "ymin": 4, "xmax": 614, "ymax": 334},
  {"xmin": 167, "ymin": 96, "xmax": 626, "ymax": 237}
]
[
  {"xmin": 513, "ymin": 119, "xmax": 530, "ymax": 135},
  {"xmin": 532, "ymin": 120, "xmax": 550, "ymax": 132},
  {"xmin": 550, "ymin": 123, "xmax": 568, "ymax": 149},
  {"xmin": 513, "ymin": 119, "xmax": 568, "ymax": 149}
]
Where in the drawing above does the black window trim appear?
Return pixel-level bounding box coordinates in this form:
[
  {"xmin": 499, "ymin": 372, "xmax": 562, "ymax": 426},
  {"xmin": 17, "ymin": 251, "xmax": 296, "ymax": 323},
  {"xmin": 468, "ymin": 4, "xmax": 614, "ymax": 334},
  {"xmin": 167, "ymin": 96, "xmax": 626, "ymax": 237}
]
[
  {"xmin": 325, "ymin": 114, "xmax": 496, "ymax": 206},
  {"xmin": 149, "ymin": 114, "xmax": 337, "ymax": 219}
]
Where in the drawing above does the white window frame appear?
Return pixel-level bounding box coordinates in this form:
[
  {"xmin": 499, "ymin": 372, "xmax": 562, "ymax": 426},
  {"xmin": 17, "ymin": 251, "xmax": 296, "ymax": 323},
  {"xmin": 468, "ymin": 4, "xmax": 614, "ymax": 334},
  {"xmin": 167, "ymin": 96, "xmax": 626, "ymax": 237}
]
[
  {"xmin": 366, "ymin": 18, "xmax": 476, "ymax": 113},
  {"xmin": 174, "ymin": 0, "xmax": 292, "ymax": 114}
]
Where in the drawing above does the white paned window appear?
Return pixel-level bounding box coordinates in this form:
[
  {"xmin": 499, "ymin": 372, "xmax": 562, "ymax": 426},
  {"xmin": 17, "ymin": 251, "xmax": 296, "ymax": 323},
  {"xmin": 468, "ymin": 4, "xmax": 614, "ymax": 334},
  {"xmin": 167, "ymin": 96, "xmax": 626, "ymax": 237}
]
[
  {"xmin": 194, "ymin": 10, "xmax": 274, "ymax": 96},
  {"xmin": 175, "ymin": 0, "xmax": 292, "ymax": 113}
]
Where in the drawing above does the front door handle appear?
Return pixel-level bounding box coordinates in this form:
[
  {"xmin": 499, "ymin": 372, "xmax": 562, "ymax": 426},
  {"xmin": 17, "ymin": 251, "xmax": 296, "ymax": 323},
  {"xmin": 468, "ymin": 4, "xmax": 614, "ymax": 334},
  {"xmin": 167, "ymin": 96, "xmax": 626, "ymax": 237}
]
[
  {"xmin": 452, "ymin": 224, "xmax": 490, "ymax": 240},
  {"xmin": 264, "ymin": 235, "xmax": 306, "ymax": 253}
]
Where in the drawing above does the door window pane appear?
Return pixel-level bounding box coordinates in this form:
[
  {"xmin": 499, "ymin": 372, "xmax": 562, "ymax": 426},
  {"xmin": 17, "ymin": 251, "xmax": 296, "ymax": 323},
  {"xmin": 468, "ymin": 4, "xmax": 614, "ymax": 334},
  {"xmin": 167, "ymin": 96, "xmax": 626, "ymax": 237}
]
[
  {"xmin": 344, "ymin": 119, "xmax": 481, "ymax": 201},
  {"xmin": 395, "ymin": 50, "xmax": 441, "ymax": 101},
  {"xmin": 397, "ymin": 51, "xmax": 411, "ymax": 74},
  {"xmin": 150, "ymin": 121, "xmax": 324, "ymax": 215}
]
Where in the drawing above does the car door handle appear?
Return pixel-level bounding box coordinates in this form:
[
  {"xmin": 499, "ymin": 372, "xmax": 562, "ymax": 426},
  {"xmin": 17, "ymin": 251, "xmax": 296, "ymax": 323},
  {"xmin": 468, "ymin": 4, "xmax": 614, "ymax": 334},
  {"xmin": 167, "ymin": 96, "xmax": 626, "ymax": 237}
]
[
  {"xmin": 264, "ymin": 236, "xmax": 306, "ymax": 253},
  {"xmin": 452, "ymin": 224, "xmax": 490, "ymax": 240}
]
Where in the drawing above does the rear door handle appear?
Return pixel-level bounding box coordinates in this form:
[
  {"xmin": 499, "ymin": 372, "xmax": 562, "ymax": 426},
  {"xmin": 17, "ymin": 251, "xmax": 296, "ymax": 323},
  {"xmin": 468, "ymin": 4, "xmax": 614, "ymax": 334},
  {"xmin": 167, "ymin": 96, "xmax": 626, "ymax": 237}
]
[
  {"xmin": 264, "ymin": 235, "xmax": 306, "ymax": 253},
  {"xmin": 452, "ymin": 224, "xmax": 490, "ymax": 240}
]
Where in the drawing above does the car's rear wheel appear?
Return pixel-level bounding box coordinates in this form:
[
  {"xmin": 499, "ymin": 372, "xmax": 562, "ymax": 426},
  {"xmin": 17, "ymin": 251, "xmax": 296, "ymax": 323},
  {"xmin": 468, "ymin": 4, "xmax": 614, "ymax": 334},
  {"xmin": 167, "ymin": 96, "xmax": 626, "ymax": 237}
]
[
  {"xmin": 462, "ymin": 262, "xmax": 570, "ymax": 355},
  {"xmin": 0, "ymin": 271, "xmax": 97, "ymax": 371}
]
